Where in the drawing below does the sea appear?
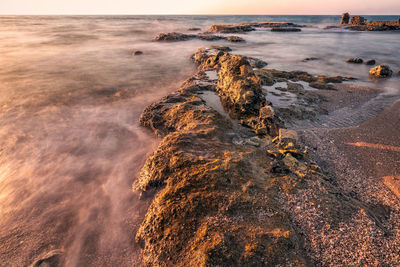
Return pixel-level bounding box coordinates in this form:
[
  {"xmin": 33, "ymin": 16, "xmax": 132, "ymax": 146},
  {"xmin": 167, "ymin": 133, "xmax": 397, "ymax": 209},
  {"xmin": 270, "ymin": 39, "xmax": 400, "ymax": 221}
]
[{"xmin": 0, "ymin": 15, "xmax": 399, "ymax": 266}]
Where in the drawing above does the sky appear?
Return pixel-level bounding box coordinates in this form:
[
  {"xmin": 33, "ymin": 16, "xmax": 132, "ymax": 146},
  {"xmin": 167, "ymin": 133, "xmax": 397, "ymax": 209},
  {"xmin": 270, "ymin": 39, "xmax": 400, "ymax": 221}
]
[{"xmin": 1, "ymin": 0, "xmax": 399, "ymax": 15}]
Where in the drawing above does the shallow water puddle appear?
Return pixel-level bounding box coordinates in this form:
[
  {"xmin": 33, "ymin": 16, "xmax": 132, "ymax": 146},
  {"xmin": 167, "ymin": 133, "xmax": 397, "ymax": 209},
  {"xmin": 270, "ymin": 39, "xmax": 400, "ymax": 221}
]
[
  {"xmin": 262, "ymin": 82, "xmax": 297, "ymax": 107},
  {"xmin": 198, "ymin": 90, "xmax": 229, "ymax": 119}
]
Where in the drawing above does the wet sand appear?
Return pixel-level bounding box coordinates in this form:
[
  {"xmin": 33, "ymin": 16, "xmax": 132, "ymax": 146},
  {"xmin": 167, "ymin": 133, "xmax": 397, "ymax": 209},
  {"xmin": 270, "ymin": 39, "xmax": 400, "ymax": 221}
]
[{"xmin": 298, "ymin": 86, "xmax": 400, "ymax": 264}]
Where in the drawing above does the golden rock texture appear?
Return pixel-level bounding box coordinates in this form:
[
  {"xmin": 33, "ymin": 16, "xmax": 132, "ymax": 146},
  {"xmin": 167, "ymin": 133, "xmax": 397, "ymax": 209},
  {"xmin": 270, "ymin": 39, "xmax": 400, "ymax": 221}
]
[{"xmin": 134, "ymin": 48, "xmax": 391, "ymax": 266}]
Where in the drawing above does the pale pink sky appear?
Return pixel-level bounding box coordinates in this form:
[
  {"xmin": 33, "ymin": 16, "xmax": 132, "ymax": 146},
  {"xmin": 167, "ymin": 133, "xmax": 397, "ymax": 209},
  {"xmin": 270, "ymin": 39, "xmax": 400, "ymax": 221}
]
[{"xmin": 1, "ymin": 0, "xmax": 399, "ymax": 15}]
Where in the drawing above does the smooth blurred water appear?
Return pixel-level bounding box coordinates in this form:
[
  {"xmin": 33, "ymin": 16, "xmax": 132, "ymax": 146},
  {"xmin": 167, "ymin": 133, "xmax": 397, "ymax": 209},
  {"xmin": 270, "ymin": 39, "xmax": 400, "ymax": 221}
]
[{"xmin": 0, "ymin": 15, "xmax": 399, "ymax": 266}]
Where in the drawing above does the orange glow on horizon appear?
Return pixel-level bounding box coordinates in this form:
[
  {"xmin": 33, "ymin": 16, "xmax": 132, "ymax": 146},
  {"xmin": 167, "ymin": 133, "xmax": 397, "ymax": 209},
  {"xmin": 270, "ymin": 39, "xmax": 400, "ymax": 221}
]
[{"xmin": 0, "ymin": 0, "xmax": 399, "ymax": 15}]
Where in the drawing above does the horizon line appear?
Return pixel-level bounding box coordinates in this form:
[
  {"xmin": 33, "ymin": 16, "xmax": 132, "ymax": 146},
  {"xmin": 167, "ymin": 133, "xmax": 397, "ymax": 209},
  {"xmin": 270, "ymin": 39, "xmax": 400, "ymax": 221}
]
[{"xmin": 0, "ymin": 13, "xmax": 399, "ymax": 16}]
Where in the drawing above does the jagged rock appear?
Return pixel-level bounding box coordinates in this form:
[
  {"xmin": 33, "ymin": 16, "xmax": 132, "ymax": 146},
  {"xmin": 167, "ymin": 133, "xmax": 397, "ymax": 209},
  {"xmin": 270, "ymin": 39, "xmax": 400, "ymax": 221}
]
[
  {"xmin": 259, "ymin": 105, "xmax": 275, "ymax": 119},
  {"xmin": 345, "ymin": 58, "xmax": 363, "ymax": 64},
  {"xmin": 271, "ymin": 27, "xmax": 301, "ymax": 32},
  {"xmin": 226, "ymin": 36, "xmax": 245, "ymax": 42},
  {"xmin": 364, "ymin": 59, "xmax": 376, "ymax": 65},
  {"xmin": 209, "ymin": 45, "xmax": 232, "ymax": 52},
  {"xmin": 324, "ymin": 25, "xmax": 340, "ymax": 30},
  {"xmin": 205, "ymin": 24, "xmax": 255, "ymax": 33},
  {"xmin": 253, "ymin": 22, "xmax": 304, "ymax": 28},
  {"xmin": 154, "ymin": 32, "xmax": 232, "ymax": 42},
  {"xmin": 197, "ymin": 34, "xmax": 226, "ymax": 41},
  {"xmin": 154, "ymin": 32, "xmax": 196, "ymax": 41},
  {"xmin": 309, "ymin": 82, "xmax": 336, "ymax": 90},
  {"xmin": 256, "ymin": 69, "xmax": 316, "ymax": 83},
  {"xmin": 279, "ymin": 129, "xmax": 298, "ymax": 144},
  {"xmin": 132, "ymin": 50, "xmax": 143, "ymax": 56},
  {"xmin": 245, "ymin": 57, "xmax": 268, "ymax": 69},
  {"xmin": 302, "ymin": 57, "xmax": 319, "ymax": 62},
  {"xmin": 350, "ymin": 16, "xmax": 367, "ymax": 25},
  {"xmin": 216, "ymin": 54, "xmax": 265, "ymax": 118},
  {"xmin": 344, "ymin": 24, "xmax": 400, "ymax": 31},
  {"xmin": 188, "ymin": 27, "xmax": 201, "ymax": 31},
  {"xmin": 154, "ymin": 32, "xmax": 248, "ymax": 43},
  {"xmin": 316, "ymin": 75, "xmax": 352, "ymax": 83},
  {"xmin": 255, "ymin": 69, "xmax": 351, "ymax": 91},
  {"xmin": 286, "ymin": 82, "xmax": 304, "ymax": 94},
  {"xmin": 340, "ymin": 13, "xmax": 350, "ymax": 24},
  {"xmin": 204, "ymin": 22, "xmax": 306, "ymax": 34},
  {"xmin": 329, "ymin": 15, "xmax": 400, "ymax": 31},
  {"xmin": 369, "ymin": 65, "xmax": 393, "ymax": 78},
  {"xmin": 135, "ymin": 44, "xmax": 391, "ymax": 267}
]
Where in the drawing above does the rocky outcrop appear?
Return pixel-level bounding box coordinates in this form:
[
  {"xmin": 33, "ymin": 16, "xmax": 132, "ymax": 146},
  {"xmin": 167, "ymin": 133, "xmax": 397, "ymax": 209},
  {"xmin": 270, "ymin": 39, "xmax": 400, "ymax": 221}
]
[
  {"xmin": 340, "ymin": 13, "xmax": 350, "ymax": 24},
  {"xmin": 369, "ymin": 65, "xmax": 393, "ymax": 78},
  {"xmin": 302, "ymin": 57, "xmax": 319, "ymax": 62},
  {"xmin": 205, "ymin": 22, "xmax": 305, "ymax": 33},
  {"xmin": 364, "ymin": 59, "xmax": 376, "ymax": 65},
  {"xmin": 134, "ymin": 46, "xmax": 386, "ymax": 267},
  {"xmin": 154, "ymin": 32, "xmax": 245, "ymax": 43},
  {"xmin": 134, "ymin": 42, "xmax": 397, "ymax": 266},
  {"xmin": 271, "ymin": 27, "xmax": 301, "ymax": 32},
  {"xmin": 132, "ymin": 50, "xmax": 143, "ymax": 56},
  {"xmin": 334, "ymin": 13, "xmax": 400, "ymax": 31},
  {"xmin": 154, "ymin": 32, "xmax": 197, "ymax": 41},
  {"xmin": 226, "ymin": 36, "xmax": 245, "ymax": 42},
  {"xmin": 197, "ymin": 34, "xmax": 227, "ymax": 41},
  {"xmin": 244, "ymin": 56, "xmax": 268, "ymax": 68},
  {"xmin": 255, "ymin": 68, "xmax": 354, "ymax": 89},
  {"xmin": 345, "ymin": 57, "xmax": 363, "ymax": 64},
  {"xmin": 350, "ymin": 16, "xmax": 367, "ymax": 25},
  {"xmin": 216, "ymin": 54, "xmax": 265, "ymax": 119},
  {"xmin": 206, "ymin": 24, "xmax": 255, "ymax": 33}
]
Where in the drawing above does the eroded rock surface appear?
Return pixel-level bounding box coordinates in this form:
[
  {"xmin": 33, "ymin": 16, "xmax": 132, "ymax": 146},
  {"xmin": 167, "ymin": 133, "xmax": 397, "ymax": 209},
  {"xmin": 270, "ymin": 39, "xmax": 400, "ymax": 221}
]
[
  {"xmin": 345, "ymin": 57, "xmax": 363, "ymax": 64},
  {"xmin": 205, "ymin": 24, "xmax": 255, "ymax": 33},
  {"xmin": 327, "ymin": 14, "xmax": 400, "ymax": 31},
  {"xmin": 154, "ymin": 32, "xmax": 246, "ymax": 43},
  {"xmin": 340, "ymin": 13, "xmax": 350, "ymax": 25},
  {"xmin": 205, "ymin": 22, "xmax": 305, "ymax": 33},
  {"xmin": 271, "ymin": 28, "xmax": 301, "ymax": 32},
  {"xmin": 134, "ymin": 46, "xmax": 392, "ymax": 266},
  {"xmin": 369, "ymin": 65, "xmax": 393, "ymax": 78},
  {"xmin": 154, "ymin": 32, "xmax": 197, "ymax": 41}
]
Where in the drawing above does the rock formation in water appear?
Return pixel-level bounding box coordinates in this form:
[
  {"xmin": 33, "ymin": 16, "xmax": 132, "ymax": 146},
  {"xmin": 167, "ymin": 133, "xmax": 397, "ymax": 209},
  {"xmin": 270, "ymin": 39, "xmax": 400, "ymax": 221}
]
[
  {"xmin": 271, "ymin": 27, "xmax": 301, "ymax": 32},
  {"xmin": 206, "ymin": 24, "xmax": 255, "ymax": 33},
  {"xmin": 364, "ymin": 59, "xmax": 376, "ymax": 65},
  {"xmin": 345, "ymin": 57, "xmax": 364, "ymax": 64},
  {"xmin": 133, "ymin": 43, "xmax": 394, "ymax": 266},
  {"xmin": 340, "ymin": 13, "xmax": 350, "ymax": 24},
  {"xmin": 369, "ymin": 65, "xmax": 393, "ymax": 78},
  {"xmin": 333, "ymin": 13, "xmax": 400, "ymax": 31},
  {"xmin": 205, "ymin": 22, "xmax": 305, "ymax": 33},
  {"xmin": 350, "ymin": 16, "xmax": 367, "ymax": 25},
  {"xmin": 153, "ymin": 32, "xmax": 246, "ymax": 43}
]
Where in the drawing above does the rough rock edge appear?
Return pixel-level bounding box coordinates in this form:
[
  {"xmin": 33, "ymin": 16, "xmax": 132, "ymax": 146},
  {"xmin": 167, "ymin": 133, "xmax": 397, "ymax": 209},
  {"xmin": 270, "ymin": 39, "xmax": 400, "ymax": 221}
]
[
  {"xmin": 153, "ymin": 32, "xmax": 246, "ymax": 43},
  {"xmin": 134, "ymin": 47, "xmax": 390, "ymax": 266},
  {"xmin": 205, "ymin": 22, "xmax": 306, "ymax": 33}
]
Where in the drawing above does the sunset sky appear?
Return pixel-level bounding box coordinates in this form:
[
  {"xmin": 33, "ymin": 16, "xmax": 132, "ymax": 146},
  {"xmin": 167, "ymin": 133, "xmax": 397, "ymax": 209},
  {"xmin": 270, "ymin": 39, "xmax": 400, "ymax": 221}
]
[{"xmin": 1, "ymin": 0, "xmax": 400, "ymax": 15}]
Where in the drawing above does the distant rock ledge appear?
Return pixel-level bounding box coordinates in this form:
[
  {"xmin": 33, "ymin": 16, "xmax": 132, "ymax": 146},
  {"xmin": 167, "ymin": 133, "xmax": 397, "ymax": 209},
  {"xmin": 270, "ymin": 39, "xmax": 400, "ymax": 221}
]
[{"xmin": 330, "ymin": 13, "xmax": 400, "ymax": 31}]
